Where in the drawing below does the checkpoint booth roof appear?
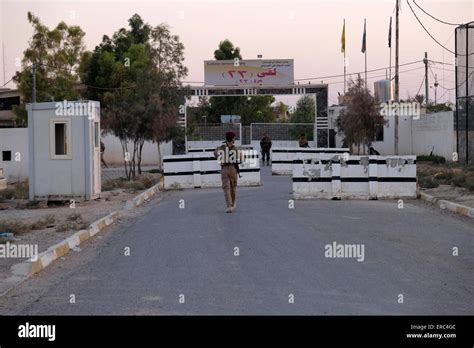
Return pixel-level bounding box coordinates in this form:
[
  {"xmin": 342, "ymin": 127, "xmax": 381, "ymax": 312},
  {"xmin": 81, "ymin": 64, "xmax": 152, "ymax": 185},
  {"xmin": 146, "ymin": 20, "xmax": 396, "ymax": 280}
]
[{"xmin": 27, "ymin": 100, "xmax": 101, "ymax": 201}]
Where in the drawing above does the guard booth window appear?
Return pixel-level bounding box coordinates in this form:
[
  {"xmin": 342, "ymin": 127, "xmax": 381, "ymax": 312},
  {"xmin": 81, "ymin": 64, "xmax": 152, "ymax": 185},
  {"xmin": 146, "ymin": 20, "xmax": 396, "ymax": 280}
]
[
  {"xmin": 55, "ymin": 123, "xmax": 66, "ymax": 155},
  {"xmin": 50, "ymin": 118, "xmax": 71, "ymax": 159}
]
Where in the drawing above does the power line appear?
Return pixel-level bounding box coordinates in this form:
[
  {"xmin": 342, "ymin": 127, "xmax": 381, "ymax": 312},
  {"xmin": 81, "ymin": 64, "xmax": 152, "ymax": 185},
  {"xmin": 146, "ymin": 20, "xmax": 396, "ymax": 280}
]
[
  {"xmin": 294, "ymin": 60, "xmax": 422, "ymax": 81},
  {"xmin": 412, "ymin": 0, "xmax": 463, "ymax": 26},
  {"xmin": 416, "ymin": 75, "xmax": 425, "ymax": 96},
  {"xmin": 406, "ymin": 0, "xmax": 473, "ymax": 56}
]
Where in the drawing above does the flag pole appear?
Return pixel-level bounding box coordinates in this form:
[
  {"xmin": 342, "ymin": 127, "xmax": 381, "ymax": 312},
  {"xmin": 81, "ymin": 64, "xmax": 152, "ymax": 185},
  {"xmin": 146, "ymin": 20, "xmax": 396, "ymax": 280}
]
[
  {"xmin": 343, "ymin": 19, "xmax": 346, "ymax": 94},
  {"xmin": 389, "ymin": 16, "xmax": 392, "ymax": 80},
  {"xmin": 364, "ymin": 18, "xmax": 367, "ymax": 88}
]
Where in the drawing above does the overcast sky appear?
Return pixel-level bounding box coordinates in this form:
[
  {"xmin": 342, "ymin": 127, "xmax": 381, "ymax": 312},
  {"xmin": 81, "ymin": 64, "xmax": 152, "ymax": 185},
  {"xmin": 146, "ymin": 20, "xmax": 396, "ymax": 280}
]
[{"xmin": 0, "ymin": 0, "xmax": 472, "ymax": 105}]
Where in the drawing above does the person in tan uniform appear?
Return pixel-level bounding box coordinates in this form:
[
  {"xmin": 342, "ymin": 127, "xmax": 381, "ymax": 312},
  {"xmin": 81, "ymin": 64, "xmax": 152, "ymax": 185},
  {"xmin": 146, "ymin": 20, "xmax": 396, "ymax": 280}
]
[{"xmin": 214, "ymin": 131, "xmax": 240, "ymax": 213}]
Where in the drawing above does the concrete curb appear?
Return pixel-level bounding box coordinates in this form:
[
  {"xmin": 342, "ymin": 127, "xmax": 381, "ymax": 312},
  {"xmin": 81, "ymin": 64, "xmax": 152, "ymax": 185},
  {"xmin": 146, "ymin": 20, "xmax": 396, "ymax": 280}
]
[
  {"xmin": 0, "ymin": 183, "xmax": 161, "ymax": 296},
  {"xmin": 0, "ymin": 211, "xmax": 119, "ymax": 296},
  {"xmin": 125, "ymin": 183, "xmax": 161, "ymax": 210},
  {"xmin": 420, "ymin": 192, "xmax": 474, "ymax": 219}
]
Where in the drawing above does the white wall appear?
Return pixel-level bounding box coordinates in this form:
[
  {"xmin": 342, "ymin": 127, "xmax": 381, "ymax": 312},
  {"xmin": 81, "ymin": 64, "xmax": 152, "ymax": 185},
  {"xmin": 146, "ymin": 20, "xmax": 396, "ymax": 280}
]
[
  {"xmin": 412, "ymin": 111, "xmax": 454, "ymax": 159},
  {"xmin": 334, "ymin": 108, "xmax": 455, "ymax": 159},
  {"xmin": 101, "ymin": 135, "xmax": 172, "ymax": 165},
  {"xmin": 0, "ymin": 128, "xmax": 29, "ymax": 182}
]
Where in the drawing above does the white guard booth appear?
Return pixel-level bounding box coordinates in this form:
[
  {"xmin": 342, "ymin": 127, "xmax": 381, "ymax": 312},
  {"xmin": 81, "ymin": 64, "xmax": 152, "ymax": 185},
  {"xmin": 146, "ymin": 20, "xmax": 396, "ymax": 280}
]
[{"xmin": 28, "ymin": 101, "xmax": 101, "ymax": 201}]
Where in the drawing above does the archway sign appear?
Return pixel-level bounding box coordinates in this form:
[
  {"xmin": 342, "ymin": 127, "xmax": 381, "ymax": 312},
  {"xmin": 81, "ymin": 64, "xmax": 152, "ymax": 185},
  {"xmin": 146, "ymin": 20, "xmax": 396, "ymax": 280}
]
[{"xmin": 179, "ymin": 59, "xmax": 330, "ymax": 151}]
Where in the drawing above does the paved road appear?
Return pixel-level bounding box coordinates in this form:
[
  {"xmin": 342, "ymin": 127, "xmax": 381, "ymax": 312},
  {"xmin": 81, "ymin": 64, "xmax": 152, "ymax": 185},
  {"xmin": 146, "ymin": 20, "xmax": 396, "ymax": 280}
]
[{"xmin": 0, "ymin": 166, "xmax": 473, "ymax": 315}]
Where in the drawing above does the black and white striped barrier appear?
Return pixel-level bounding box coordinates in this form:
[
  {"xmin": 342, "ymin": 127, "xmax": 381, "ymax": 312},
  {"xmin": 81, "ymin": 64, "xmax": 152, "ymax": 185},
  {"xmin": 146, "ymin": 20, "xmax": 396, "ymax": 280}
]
[
  {"xmin": 163, "ymin": 151, "xmax": 261, "ymax": 189},
  {"xmin": 292, "ymin": 154, "xmax": 417, "ymax": 199},
  {"xmin": 271, "ymin": 148, "xmax": 350, "ymax": 175}
]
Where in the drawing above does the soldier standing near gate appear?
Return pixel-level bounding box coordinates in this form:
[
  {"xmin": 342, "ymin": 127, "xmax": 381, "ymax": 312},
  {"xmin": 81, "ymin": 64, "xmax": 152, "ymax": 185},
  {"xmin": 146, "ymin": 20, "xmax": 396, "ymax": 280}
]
[
  {"xmin": 214, "ymin": 131, "xmax": 240, "ymax": 213},
  {"xmin": 260, "ymin": 133, "xmax": 272, "ymax": 166}
]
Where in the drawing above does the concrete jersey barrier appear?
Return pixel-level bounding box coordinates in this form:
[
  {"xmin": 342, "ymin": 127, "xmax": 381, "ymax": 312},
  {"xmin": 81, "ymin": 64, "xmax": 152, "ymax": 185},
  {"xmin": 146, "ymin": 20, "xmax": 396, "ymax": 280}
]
[
  {"xmin": 163, "ymin": 150, "xmax": 261, "ymax": 189},
  {"xmin": 292, "ymin": 154, "xmax": 417, "ymax": 199},
  {"xmin": 271, "ymin": 147, "xmax": 350, "ymax": 175}
]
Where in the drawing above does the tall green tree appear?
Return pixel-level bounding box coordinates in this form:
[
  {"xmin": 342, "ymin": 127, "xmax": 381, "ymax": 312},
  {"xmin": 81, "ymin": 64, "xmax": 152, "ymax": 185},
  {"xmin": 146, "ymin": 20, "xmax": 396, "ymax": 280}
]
[
  {"xmin": 336, "ymin": 76, "xmax": 386, "ymax": 154},
  {"xmin": 13, "ymin": 12, "xmax": 85, "ymax": 126},
  {"xmin": 80, "ymin": 15, "xmax": 187, "ymax": 177},
  {"xmin": 289, "ymin": 95, "xmax": 316, "ymax": 140}
]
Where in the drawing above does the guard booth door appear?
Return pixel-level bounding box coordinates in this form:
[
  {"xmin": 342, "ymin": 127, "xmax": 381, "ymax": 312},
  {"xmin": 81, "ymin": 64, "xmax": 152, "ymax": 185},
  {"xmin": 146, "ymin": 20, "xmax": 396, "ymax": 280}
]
[{"xmin": 92, "ymin": 120, "xmax": 101, "ymax": 196}]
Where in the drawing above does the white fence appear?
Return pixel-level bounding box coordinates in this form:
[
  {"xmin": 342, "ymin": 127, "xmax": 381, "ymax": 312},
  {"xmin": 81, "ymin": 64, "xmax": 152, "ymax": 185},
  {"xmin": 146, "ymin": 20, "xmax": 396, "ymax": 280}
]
[
  {"xmin": 271, "ymin": 147, "xmax": 350, "ymax": 175},
  {"xmin": 293, "ymin": 154, "xmax": 417, "ymax": 199},
  {"xmin": 163, "ymin": 151, "xmax": 261, "ymax": 189}
]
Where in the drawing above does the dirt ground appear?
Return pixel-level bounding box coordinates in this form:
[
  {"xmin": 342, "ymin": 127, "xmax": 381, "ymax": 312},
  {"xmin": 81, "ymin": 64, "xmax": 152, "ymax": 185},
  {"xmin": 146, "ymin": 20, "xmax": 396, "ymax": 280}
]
[
  {"xmin": 0, "ymin": 190, "xmax": 138, "ymax": 279},
  {"xmin": 0, "ymin": 166, "xmax": 161, "ymax": 280},
  {"xmin": 422, "ymin": 185, "xmax": 474, "ymax": 208},
  {"xmin": 417, "ymin": 162, "xmax": 474, "ymax": 208}
]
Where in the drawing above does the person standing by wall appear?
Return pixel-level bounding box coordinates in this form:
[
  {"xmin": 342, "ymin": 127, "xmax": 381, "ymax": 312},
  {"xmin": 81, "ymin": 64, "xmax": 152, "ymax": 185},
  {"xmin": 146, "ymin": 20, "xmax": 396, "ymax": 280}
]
[
  {"xmin": 214, "ymin": 131, "xmax": 240, "ymax": 213},
  {"xmin": 260, "ymin": 133, "xmax": 272, "ymax": 166},
  {"xmin": 299, "ymin": 133, "xmax": 310, "ymax": 148}
]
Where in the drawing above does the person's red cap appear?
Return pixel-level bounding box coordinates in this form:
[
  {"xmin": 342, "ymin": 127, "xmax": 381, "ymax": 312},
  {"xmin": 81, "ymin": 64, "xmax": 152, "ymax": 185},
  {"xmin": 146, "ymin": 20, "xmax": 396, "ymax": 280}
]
[{"xmin": 226, "ymin": 131, "xmax": 236, "ymax": 142}]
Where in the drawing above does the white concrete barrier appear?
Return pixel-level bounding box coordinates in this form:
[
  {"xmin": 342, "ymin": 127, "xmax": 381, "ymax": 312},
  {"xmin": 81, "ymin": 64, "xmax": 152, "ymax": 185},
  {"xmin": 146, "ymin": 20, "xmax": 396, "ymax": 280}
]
[
  {"xmin": 271, "ymin": 147, "xmax": 350, "ymax": 175},
  {"xmin": 293, "ymin": 155, "xmax": 417, "ymax": 199},
  {"xmin": 163, "ymin": 150, "xmax": 261, "ymax": 189}
]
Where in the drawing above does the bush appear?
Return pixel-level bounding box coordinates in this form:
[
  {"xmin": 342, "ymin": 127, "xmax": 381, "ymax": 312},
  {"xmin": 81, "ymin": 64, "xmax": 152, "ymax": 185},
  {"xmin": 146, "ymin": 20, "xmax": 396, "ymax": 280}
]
[
  {"xmin": 31, "ymin": 215, "xmax": 55, "ymax": 230},
  {"xmin": 13, "ymin": 181, "xmax": 29, "ymax": 199},
  {"xmin": 0, "ymin": 220, "xmax": 31, "ymax": 235},
  {"xmin": 433, "ymin": 170, "xmax": 453, "ymax": 184},
  {"xmin": 0, "ymin": 188, "xmax": 14, "ymax": 202},
  {"xmin": 417, "ymin": 155, "xmax": 446, "ymax": 164},
  {"xmin": 419, "ymin": 177, "xmax": 439, "ymax": 189},
  {"xmin": 137, "ymin": 174, "xmax": 158, "ymax": 189},
  {"xmin": 67, "ymin": 213, "xmax": 83, "ymax": 222},
  {"xmin": 451, "ymin": 173, "xmax": 466, "ymax": 187}
]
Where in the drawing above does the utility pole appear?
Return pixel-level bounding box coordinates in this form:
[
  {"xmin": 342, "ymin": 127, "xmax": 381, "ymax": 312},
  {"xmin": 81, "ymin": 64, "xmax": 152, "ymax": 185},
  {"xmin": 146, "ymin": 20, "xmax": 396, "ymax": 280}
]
[
  {"xmin": 2, "ymin": 42, "xmax": 5, "ymax": 86},
  {"xmin": 424, "ymin": 52, "xmax": 429, "ymax": 105},
  {"xmin": 32, "ymin": 63, "xmax": 36, "ymax": 103},
  {"xmin": 394, "ymin": 0, "xmax": 400, "ymax": 155},
  {"xmin": 434, "ymin": 74, "xmax": 438, "ymax": 104}
]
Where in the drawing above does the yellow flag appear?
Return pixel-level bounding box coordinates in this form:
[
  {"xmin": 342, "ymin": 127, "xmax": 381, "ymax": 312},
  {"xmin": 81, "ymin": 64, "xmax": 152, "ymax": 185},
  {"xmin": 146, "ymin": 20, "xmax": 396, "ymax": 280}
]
[{"xmin": 341, "ymin": 20, "xmax": 346, "ymax": 53}]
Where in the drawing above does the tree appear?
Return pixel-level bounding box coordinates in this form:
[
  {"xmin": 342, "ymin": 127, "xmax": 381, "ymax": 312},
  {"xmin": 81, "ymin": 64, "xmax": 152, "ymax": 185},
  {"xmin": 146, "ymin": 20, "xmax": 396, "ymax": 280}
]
[
  {"xmin": 13, "ymin": 12, "xmax": 85, "ymax": 126},
  {"xmin": 289, "ymin": 95, "xmax": 316, "ymax": 141},
  {"xmin": 336, "ymin": 76, "xmax": 386, "ymax": 154},
  {"xmin": 80, "ymin": 15, "xmax": 188, "ymax": 177},
  {"xmin": 148, "ymin": 23, "xmax": 188, "ymax": 169}
]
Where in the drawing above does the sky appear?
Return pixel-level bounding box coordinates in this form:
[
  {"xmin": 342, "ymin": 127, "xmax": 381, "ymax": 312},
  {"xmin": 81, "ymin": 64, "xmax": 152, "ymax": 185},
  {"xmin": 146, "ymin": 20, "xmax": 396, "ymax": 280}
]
[{"xmin": 0, "ymin": 0, "xmax": 472, "ymax": 106}]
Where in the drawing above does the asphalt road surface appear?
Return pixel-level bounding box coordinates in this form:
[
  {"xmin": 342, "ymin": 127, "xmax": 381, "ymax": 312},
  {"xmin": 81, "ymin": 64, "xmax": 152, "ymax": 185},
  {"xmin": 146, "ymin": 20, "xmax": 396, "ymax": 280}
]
[{"xmin": 0, "ymin": 166, "xmax": 473, "ymax": 315}]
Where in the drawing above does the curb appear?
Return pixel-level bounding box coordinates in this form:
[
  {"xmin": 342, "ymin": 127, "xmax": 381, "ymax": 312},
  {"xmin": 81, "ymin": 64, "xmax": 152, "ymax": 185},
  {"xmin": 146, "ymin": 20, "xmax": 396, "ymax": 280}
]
[
  {"xmin": 125, "ymin": 183, "xmax": 161, "ymax": 210},
  {"xmin": 0, "ymin": 211, "xmax": 119, "ymax": 296},
  {"xmin": 0, "ymin": 183, "xmax": 162, "ymax": 296},
  {"xmin": 420, "ymin": 192, "xmax": 474, "ymax": 219}
]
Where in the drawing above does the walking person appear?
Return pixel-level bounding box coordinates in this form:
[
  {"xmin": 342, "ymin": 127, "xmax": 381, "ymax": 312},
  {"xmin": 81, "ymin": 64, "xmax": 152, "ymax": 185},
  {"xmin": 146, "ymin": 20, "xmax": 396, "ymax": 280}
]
[
  {"xmin": 260, "ymin": 133, "xmax": 272, "ymax": 166},
  {"xmin": 214, "ymin": 131, "xmax": 240, "ymax": 213}
]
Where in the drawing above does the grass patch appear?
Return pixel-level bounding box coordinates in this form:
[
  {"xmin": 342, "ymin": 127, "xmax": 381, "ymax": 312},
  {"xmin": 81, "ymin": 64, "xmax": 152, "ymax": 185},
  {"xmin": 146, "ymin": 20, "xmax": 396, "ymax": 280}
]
[
  {"xmin": 0, "ymin": 220, "xmax": 31, "ymax": 235},
  {"xmin": 417, "ymin": 155, "xmax": 446, "ymax": 164},
  {"xmin": 0, "ymin": 180, "xmax": 29, "ymax": 202},
  {"xmin": 31, "ymin": 215, "xmax": 56, "ymax": 230},
  {"xmin": 102, "ymin": 175, "xmax": 158, "ymax": 192}
]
